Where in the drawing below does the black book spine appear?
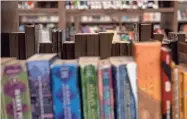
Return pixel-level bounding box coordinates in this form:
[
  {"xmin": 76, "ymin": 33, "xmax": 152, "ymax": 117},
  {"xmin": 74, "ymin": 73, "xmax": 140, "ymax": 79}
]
[{"xmin": 1, "ymin": 33, "xmax": 10, "ymax": 57}]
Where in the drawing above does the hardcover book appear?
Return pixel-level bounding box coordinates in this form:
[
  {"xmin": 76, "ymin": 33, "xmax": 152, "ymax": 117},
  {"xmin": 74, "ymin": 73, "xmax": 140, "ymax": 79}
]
[
  {"xmin": 98, "ymin": 60, "xmax": 114, "ymax": 119},
  {"xmin": 51, "ymin": 59, "xmax": 81, "ymax": 119},
  {"xmin": 27, "ymin": 53, "xmax": 57, "ymax": 119},
  {"xmin": 2, "ymin": 60, "xmax": 32, "ymax": 119},
  {"xmin": 110, "ymin": 57, "xmax": 137, "ymax": 119},
  {"xmin": 161, "ymin": 47, "xmax": 172, "ymax": 119},
  {"xmin": 79, "ymin": 57, "xmax": 100, "ymax": 119},
  {"xmin": 134, "ymin": 41, "xmax": 161, "ymax": 119}
]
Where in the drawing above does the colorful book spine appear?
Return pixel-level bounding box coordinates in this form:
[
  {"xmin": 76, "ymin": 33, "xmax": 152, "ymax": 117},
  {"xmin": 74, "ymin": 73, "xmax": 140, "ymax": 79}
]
[
  {"xmin": 85, "ymin": 65, "xmax": 99, "ymax": 119},
  {"xmin": 79, "ymin": 57, "xmax": 100, "ymax": 119},
  {"xmin": 161, "ymin": 47, "xmax": 172, "ymax": 119},
  {"xmin": 51, "ymin": 60, "xmax": 81, "ymax": 119},
  {"xmin": 112, "ymin": 65, "xmax": 125, "ymax": 119},
  {"xmin": 2, "ymin": 60, "xmax": 32, "ymax": 119},
  {"xmin": 111, "ymin": 57, "xmax": 137, "ymax": 119},
  {"xmin": 27, "ymin": 54, "xmax": 56, "ymax": 119},
  {"xmin": 98, "ymin": 60, "xmax": 114, "ymax": 119}
]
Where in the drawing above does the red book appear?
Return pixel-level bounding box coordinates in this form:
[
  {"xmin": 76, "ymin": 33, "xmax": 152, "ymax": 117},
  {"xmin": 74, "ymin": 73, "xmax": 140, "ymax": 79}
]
[{"xmin": 161, "ymin": 46, "xmax": 172, "ymax": 119}]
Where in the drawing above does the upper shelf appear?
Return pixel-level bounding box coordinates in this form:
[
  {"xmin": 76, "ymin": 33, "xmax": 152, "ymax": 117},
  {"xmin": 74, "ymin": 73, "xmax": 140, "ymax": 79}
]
[
  {"xmin": 18, "ymin": 8, "xmax": 175, "ymax": 16},
  {"xmin": 18, "ymin": 8, "xmax": 58, "ymax": 15}
]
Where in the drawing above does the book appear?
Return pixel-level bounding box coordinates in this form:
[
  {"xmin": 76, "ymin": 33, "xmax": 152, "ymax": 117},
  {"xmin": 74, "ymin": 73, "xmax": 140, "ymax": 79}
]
[
  {"xmin": 51, "ymin": 29, "xmax": 58, "ymax": 54},
  {"xmin": 183, "ymin": 69, "xmax": 187, "ymax": 119},
  {"xmin": 161, "ymin": 47, "xmax": 172, "ymax": 119},
  {"xmin": 178, "ymin": 42, "xmax": 187, "ymax": 64},
  {"xmin": 1, "ymin": 58, "xmax": 15, "ymax": 119},
  {"xmin": 2, "ymin": 60, "xmax": 32, "ymax": 119},
  {"xmin": 110, "ymin": 57, "xmax": 137, "ymax": 119},
  {"xmin": 57, "ymin": 29, "xmax": 63, "ymax": 58},
  {"xmin": 134, "ymin": 41, "xmax": 161, "ymax": 119},
  {"xmin": 98, "ymin": 60, "xmax": 114, "ymax": 119},
  {"xmin": 177, "ymin": 33, "xmax": 186, "ymax": 43},
  {"xmin": 1, "ymin": 33, "xmax": 10, "ymax": 57},
  {"xmin": 62, "ymin": 41, "xmax": 75, "ymax": 59},
  {"xmin": 79, "ymin": 57, "xmax": 100, "ymax": 119},
  {"xmin": 139, "ymin": 23, "xmax": 153, "ymax": 41},
  {"xmin": 99, "ymin": 32, "xmax": 114, "ymax": 59},
  {"xmin": 172, "ymin": 67, "xmax": 179, "ymax": 119},
  {"xmin": 25, "ymin": 25, "xmax": 36, "ymax": 58},
  {"xmin": 39, "ymin": 42, "xmax": 53, "ymax": 53},
  {"xmin": 51, "ymin": 59, "xmax": 82, "ymax": 119},
  {"xmin": 26, "ymin": 53, "xmax": 57, "ymax": 119},
  {"xmin": 153, "ymin": 33, "xmax": 164, "ymax": 42}
]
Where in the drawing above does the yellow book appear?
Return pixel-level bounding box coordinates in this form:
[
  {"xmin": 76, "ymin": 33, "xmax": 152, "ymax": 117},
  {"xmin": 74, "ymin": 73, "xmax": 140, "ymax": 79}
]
[
  {"xmin": 172, "ymin": 66, "xmax": 180, "ymax": 119},
  {"xmin": 177, "ymin": 65, "xmax": 187, "ymax": 119}
]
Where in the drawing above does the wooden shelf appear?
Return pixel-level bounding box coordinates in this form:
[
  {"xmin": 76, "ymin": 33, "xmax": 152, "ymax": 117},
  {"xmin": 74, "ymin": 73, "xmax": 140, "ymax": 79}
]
[
  {"xmin": 18, "ymin": 8, "xmax": 58, "ymax": 15},
  {"xmin": 21, "ymin": 21, "xmax": 58, "ymax": 24},
  {"xmin": 66, "ymin": 8, "xmax": 175, "ymax": 16},
  {"xmin": 143, "ymin": 8, "xmax": 174, "ymax": 12},
  {"xmin": 178, "ymin": 20, "xmax": 187, "ymax": 23},
  {"xmin": 68, "ymin": 21, "xmax": 161, "ymax": 25}
]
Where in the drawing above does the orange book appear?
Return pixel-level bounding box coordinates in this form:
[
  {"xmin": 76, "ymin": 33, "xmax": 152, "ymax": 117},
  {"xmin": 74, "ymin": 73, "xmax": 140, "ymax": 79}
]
[
  {"xmin": 134, "ymin": 41, "xmax": 161, "ymax": 119},
  {"xmin": 183, "ymin": 70, "xmax": 187, "ymax": 119}
]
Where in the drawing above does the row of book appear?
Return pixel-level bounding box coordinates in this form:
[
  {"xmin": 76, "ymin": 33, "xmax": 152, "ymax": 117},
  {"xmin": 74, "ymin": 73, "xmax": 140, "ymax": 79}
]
[
  {"xmin": 65, "ymin": 1, "xmax": 173, "ymax": 10},
  {"xmin": 18, "ymin": 1, "xmax": 174, "ymax": 10},
  {"xmin": 2, "ymin": 25, "xmax": 187, "ymax": 62},
  {"xmin": 1, "ymin": 40, "xmax": 187, "ymax": 119}
]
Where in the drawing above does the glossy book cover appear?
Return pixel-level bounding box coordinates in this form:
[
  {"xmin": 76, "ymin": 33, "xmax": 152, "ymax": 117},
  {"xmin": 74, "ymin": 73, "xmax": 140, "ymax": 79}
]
[
  {"xmin": 2, "ymin": 62, "xmax": 32, "ymax": 119},
  {"xmin": 98, "ymin": 60, "xmax": 114, "ymax": 119},
  {"xmin": 51, "ymin": 62, "xmax": 81, "ymax": 119}
]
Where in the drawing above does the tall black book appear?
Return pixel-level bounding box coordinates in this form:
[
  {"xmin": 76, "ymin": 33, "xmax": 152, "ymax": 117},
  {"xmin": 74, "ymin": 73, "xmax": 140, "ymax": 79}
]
[{"xmin": 25, "ymin": 25, "xmax": 36, "ymax": 58}]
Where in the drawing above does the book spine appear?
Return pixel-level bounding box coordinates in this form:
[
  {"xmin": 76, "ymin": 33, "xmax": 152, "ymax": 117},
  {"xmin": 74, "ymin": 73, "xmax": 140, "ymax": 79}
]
[
  {"xmin": 161, "ymin": 47, "xmax": 172, "ymax": 119},
  {"xmin": 27, "ymin": 61, "xmax": 53, "ymax": 119},
  {"xmin": 172, "ymin": 68, "xmax": 179, "ymax": 119},
  {"xmin": 126, "ymin": 63, "xmax": 138, "ymax": 119},
  {"xmin": 57, "ymin": 30, "xmax": 62, "ymax": 58},
  {"xmin": 51, "ymin": 64, "xmax": 81, "ymax": 119},
  {"xmin": 25, "ymin": 26, "xmax": 35, "ymax": 58},
  {"xmin": 98, "ymin": 64, "xmax": 104, "ymax": 119},
  {"xmin": 84, "ymin": 65, "xmax": 100, "ymax": 119},
  {"xmin": 119, "ymin": 65, "xmax": 128, "ymax": 119},
  {"xmin": 2, "ymin": 63, "xmax": 32, "ymax": 119},
  {"xmin": 134, "ymin": 42, "xmax": 161, "ymax": 119},
  {"xmin": 99, "ymin": 66, "xmax": 114, "ymax": 119},
  {"xmin": 80, "ymin": 65, "xmax": 88, "ymax": 119},
  {"xmin": 183, "ymin": 72, "xmax": 187, "ymax": 119},
  {"xmin": 112, "ymin": 65, "xmax": 124, "ymax": 119},
  {"xmin": 178, "ymin": 69, "xmax": 184, "ymax": 119},
  {"xmin": 51, "ymin": 30, "xmax": 58, "ymax": 53}
]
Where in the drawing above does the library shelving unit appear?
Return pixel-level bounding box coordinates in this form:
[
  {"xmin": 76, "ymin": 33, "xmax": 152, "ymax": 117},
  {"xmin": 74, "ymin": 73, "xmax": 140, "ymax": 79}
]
[{"xmin": 3, "ymin": 1, "xmax": 186, "ymax": 33}]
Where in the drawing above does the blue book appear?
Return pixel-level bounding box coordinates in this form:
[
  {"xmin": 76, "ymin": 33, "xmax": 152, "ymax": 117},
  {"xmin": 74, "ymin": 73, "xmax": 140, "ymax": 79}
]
[
  {"xmin": 51, "ymin": 59, "xmax": 82, "ymax": 119},
  {"xmin": 27, "ymin": 53, "xmax": 57, "ymax": 119},
  {"xmin": 110, "ymin": 57, "xmax": 137, "ymax": 119}
]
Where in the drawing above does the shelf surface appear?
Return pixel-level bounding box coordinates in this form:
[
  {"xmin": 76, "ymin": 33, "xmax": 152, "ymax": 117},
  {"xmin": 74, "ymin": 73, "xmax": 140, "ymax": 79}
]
[{"xmin": 18, "ymin": 8, "xmax": 58, "ymax": 15}]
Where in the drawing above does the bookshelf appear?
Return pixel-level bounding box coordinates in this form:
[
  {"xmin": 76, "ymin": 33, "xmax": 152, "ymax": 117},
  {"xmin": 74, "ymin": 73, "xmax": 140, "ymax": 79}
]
[{"xmin": 4, "ymin": 1, "xmax": 185, "ymax": 34}]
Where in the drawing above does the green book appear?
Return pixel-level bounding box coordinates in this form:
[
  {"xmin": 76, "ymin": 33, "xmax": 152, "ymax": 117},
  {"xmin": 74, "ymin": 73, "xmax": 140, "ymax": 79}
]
[
  {"xmin": 2, "ymin": 60, "xmax": 32, "ymax": 119},
  {"xmin": 79, "ymin": 57, "xmax": 100, "ymax": 119}
]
